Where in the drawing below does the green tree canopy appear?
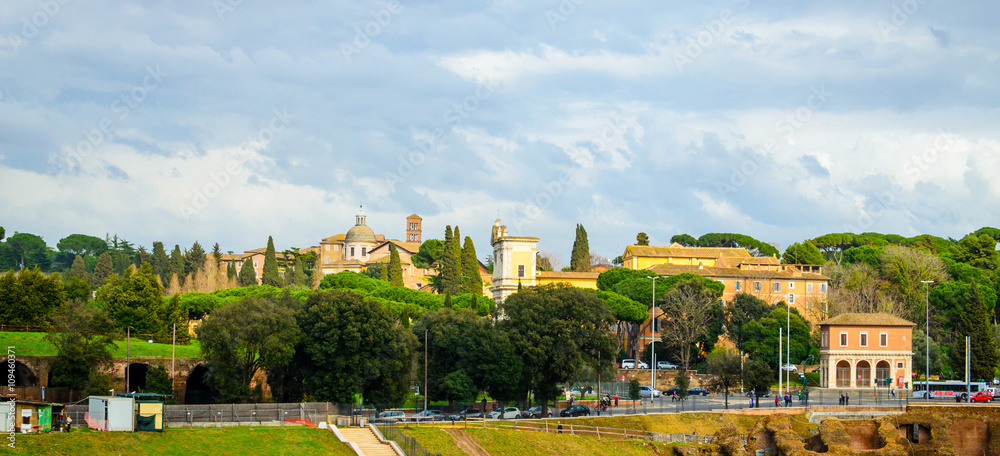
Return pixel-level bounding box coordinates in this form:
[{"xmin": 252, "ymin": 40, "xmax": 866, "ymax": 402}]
[
  {"xmin": 949, "ymin": 285, "xmax": 999, "ymax": 381},
  {"xmin": 781, "ymin": 241, "xmax": 825, "ymax": 265},
  {"xmin": 0, "ymin": 267, "xmax": 66, "ymax": 326},
  {"xmin": 151, "ymin": 242, "xmax": 169, "ymax": 284},
  {"xmin": 636, "ymin": 232, "xmax": 650, "ymax": 246},
  {"xmin": 196, "ymin": 294, "xmax": 300, "ymax": 403},
  {"xmin": 45, "ymin": 300, "xmax": 116, "ymax": 397},
  {"xmin": 412, "ymin": 239, "xmax": 443, "ymax": 269},
  {"xmin": 296, "ymin": 289, "xmax": 416, "ymax": 404},
  {"xmin": 670, "ymin": 234, "xmax": 698, "ymax": 247},
  {"xmin": 696, "ymin": 233, "xmax": 779, "ymax": 257},
  {"xmin": 169, "ymin": 245, "xmax": 185, "ymax": 285},
  {"xmin": 95, "ymin": 263, "xmax": 167, "ymax": 334},
  {"xmin": 498, "ymin": 284, "xmax": 615, "ymax": 415},
  {"xmin": 705, "ymin": 348, "xmax": 742, "ymax": 409},
  {"xmin": 724, "ymin": 293, "xmax": 774, "ymax": 355},
  {"xmin": 184, "ymin": 241, "xmax": 207, "ymax": 276},
  {"xmin": 3, "ymin": 232, "xmax": 50, "ymax": 271},
  {"xmin": 953, "ymin": 234, "xmax": 999, "ymax": 271},
  {"xmin": 742, "ymin": 305, "xmax": 811, "ymax": 368}
]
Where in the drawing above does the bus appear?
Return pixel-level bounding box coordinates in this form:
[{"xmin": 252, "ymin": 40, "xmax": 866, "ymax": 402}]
[{"xmin": 912, "ymin": 381, "xmax": 989, "ymax": 399}]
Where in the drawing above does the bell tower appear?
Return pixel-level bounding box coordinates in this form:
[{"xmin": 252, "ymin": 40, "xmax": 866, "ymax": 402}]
[{"xmin": 406, "ymin": 214, "xmax": 422, "ymax": 243}]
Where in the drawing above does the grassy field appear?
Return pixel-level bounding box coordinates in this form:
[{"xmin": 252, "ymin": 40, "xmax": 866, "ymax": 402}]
[
  {"xmin": 0, "ymin": 427, "xmax": 354, "ymax": 456},
  {"xmin": 400, "ymin": 425, "xmax": 685, "ymax": 456},
  {"xmin": 2, "ymin": 332, "xmax": 202, "ymax": 358},
  {"xmin": 531, "ymin": 411, "xmax": 816, "ymax": 436}
]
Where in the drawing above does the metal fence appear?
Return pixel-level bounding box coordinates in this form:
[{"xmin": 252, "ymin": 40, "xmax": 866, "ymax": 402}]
[{"xmin": 376, "ymin": 421, "xmax": 443, "ymax": 456}]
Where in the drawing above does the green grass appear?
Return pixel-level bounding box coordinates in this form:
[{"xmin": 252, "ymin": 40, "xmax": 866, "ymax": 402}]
[
  {"xmin": 0, "ymin": 426, "xmax": 355, "ymax": 456},
  {"xmin": 1, "ymin": 332, "xmax": 202, "ymax": 358},
  {"xmin": 544, "ymin": 411, "xmax": 817, "ymax": 436},
  {"xmin": 464, "ymin": 427, "xmax": 678, "ymax": 456},
  {"xmin": 397, "ymin": 427, "xmax": 468, "ymax": 456}
]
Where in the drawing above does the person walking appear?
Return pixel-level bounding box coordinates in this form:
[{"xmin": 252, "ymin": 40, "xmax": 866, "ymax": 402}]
[
  {"xmin": 774, "ymin": 395, "xmax": 780, "ymax": 407},
  {"xmin": 614, "ymin": 395, "xmax": 618, "ymax": 407},
  {"xmin": 845, "ymin": 393, "xmax": 850, "ymax": 406},
  {"xmin": 749, "ymin": 396, "xmax": 754, "ymax": 408},
  {"xmin": 839, "ymin": 393, "xmax": 844, "ymax": 405}
]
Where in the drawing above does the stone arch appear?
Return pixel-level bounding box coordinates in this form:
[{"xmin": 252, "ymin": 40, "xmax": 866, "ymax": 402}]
[
  {"xmin": 857, "ymin": 360, "xmax": 871, "ymax": 387},
  {"xmin": 836, "ymin": 360, "xmax": 851, "ymax": 387},
  {"xmin": 184, "ymin": 364, "xmax": 215, "ymax": 404},
  {"xmin": 11, "ymin": 361, "xmax": 38, "ymax": 387},
  {"xmin": 875, "ymin": 360, "xmax": 891, "ymax": 387},
  {"xmin": 125, "ymin": 363, "xmax": 150, "ymax": 393}
]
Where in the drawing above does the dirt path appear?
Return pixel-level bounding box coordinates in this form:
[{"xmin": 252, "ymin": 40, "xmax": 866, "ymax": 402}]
[{"xmin": 444, "ymin": 428, "xmax": 492, "ymax": 456}]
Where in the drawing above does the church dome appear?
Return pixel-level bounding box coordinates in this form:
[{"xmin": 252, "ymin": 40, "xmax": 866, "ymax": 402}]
[
  {"xmin": 345, "ymin": 206, "xmax": 376, "ymax": 243},
  {"xmin": 345, "ymin": 224, "xmax": 376, "ymax": 243}
]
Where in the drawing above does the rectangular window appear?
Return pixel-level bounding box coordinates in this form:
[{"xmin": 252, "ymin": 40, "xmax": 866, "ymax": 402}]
[
  {"xmin": 734, "ymin": 280, "xmax": 742, "ymax": 291},
  {"xmin": 860, "ymin": 332, "xmax": 868, "ymax": 347},
  {"xmin": 807, "ymin": 283, "xmax": 813, "ymax": 293},
  {"xmin": 350, "ymin": 247, "xmax": 355, "ymax": 257},
  {"xmin": 518, "ymin": 265, "xmax": 525, "ymax": 278},
  {"xmin": 788, "ymin": 293, "xmax": 795, "ymax": 304},
  {"xmin": 334, "ymin": 245, "xmax": 339, "ymax": 251},
  {"xmin": 820, "ymin": 283, "xmax": 827, "ymax": 293},
  {"xmin": 773, "ymin": 282, "xmax": 781, "ymax": 292},
  {"xmin": 362, "ymin": 247, "xmax": 367, "ymax": 256},
  {"xmin": 880, "ymin": 332, "xmax": 888, "ymax": 347},
  {"xmin": 788, "ymin": 282, "xmax": 795, "ymax": 289},
  {"xmin": 325, "ymin": 245, "xmax": 330, "ymax": 251},
  {"xmin": 753, "ymin": 281, "xmax": 762, "ymax": 292},
  {"xmin": 840, "ymin": 332, "xmax": 847, "ymax": 347},
  {"xmin": 897, "ymin": 362, "xmax": 903, "ymax": 368},
  {"xmin": 325, "ymin": 257, "xmax": 330, "ymax": 264},
  {"xmin": 822, "ymin": 331, "xmax": 828, "ymax": 348},
  {"xmin": 253, "ymin": 261, "xmax": 258, "ymax": 268}
]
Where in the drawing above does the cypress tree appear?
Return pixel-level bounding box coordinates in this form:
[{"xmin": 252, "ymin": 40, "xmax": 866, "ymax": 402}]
[
  {"xmin": 388, "ymin": 244, "xmax": 404, "ymax": 287},
  {"xmin": 92, "ymin": 252, "xmax": 113, "ymax": 289},
  {"xmin": 151, "ymin": 242, "xmax": 169, "ymax": 284},
  {"xmin": 184, "ymin": 241, "xmax": 207, "ymax": 275},
  {"xmin": 212, "ymin": 243, "xmax": 222, "ymax": 264},
  {"xmin": 69, "ymin": 255, "xmax": 89, "ymax": 282},
  {"xmin": 379, "ymin": 263, "xmax": 388, "ymax": 282},
  {"xmin": 461, "ymin": 236, "xmax": 482, "ymax": 295},
  {"xmin": 227, "ymin": 261, "xmax": 237, "ymax": 279},
  {"xmin": 237, "ymin": 257, "xmax": 257, "ymax": 286},
  {"xmin": 952, "ymin": 285, "xmax": 1000, "ymax": 381},
  {"xmin": 292, "ymin": 256, "xmax": 306, "ymax": 286},
  {"xmin": 261, "ymin": 236, "xmax": 281, "ymax": 287},
  {"xmin": 570, "ymin": 224, "xmax": 591, "ymax": 272},
  {"xmin": 441, "ymin": 226, "xmax": 459, "ymax": 294},
  {"xmin": 444, "ymin": 293, "xmax": 452, "ymax": 309},
  {"xmin": 169, "ymin": 245, "xmax": 186, "ymax": 285}
]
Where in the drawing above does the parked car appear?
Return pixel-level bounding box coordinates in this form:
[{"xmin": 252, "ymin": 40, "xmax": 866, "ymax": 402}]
[
  {"xmin": 375, "ymin": 410, "xmax": 406, "ymax": 423},
  {"xmin": 639, "ymin": 386, "xmax": 661, "ymax": 398},
  {"xmin": 688, "ymin": 387, "xmax": 710, "ymax": 396},
  {"xmin": 448, "ymin": 408, "xmax": 484, "ymax": 420},
  {"xmin": 487, "ymin": 407, "xmax": 521, "ymax": 419},
  {"xmin": 663, "ymin": 387, "xmax": 682, "ymax": 397},
  {"xmin": 559, "ymin": 404, "xmax": 591, "ymax": 417},
  {"xmin": 521, "ymin": 406, "xmax": 552, "ymax": 419},
  {"xmin": 656, "ymin": 361, "xmax": 679, "ymax": 370},
  {"xmin": 781, "ymin": 364, "xmax": 797, "ymax": 372},
  {"xmin": 411, "ymin": 410, "xmax": 444, "ymax": 421},
  {"xmin": 970, "ymin": 391, "xmax": 994, "ymax": 403}
]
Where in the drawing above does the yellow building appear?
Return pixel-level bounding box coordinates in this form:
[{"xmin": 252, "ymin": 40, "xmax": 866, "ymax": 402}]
[
  {"xmin": 489, "ymin": 219, "xmax": 599, "ymax": 302},
  {"xmin": 624, "ymin": 242, "xmax": 830, "ymax": 322},
  {"xmin": 317, "ymin": 208, "xmax": 435, "ymax": 290}
]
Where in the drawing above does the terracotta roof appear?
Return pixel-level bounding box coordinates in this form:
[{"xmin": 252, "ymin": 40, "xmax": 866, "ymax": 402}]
[
  {"xmin": 325, "ymin": 258, "xmax": 364, "ymax": 266},
  {"xmin": 406, "ymin": 214, "xmax": 422, "ymax": 219},
  {"xmin": 717, "ymin": 257, "xmax": 781, "ymax": 268},
  {"xmin": 536, "ymin": 271, "xmax": 602, "ymax": 279},
  {"xmin": 321, "ymin": 234, "xmax": 346, "ymax": 242},
  {"xmin": 819, "ymin": 313, "xmax": 916, "ymax": 327},
  {"xmin": 366, "ymin": 255, "xmax": 411, "ymax": 265},
  {"xmin": 647, "ymin": 264, "xmax": 828, "ymax": 280},
  {"xmin": 626, "ymin": 245, "xmax": 753, "ymax": 259}
]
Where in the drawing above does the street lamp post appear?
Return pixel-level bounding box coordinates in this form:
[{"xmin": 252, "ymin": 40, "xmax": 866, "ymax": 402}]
[
  {"xmin": 646, "ymin": 276, "xmax": 657, "ymax": 391},
  {"xmin": 921, "ymin": 280, "xmax": 934, "ymax": 402}
]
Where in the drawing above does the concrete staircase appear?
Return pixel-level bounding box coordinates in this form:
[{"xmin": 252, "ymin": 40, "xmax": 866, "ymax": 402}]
[{"xmin": 333, "ymin": 425, "xmax": 401, "ymax": 456}]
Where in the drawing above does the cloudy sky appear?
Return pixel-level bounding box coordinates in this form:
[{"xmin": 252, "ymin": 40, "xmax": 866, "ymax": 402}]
[{"xmin": 1, "ymin": 1, "xmax": 998, "ymax": 265}]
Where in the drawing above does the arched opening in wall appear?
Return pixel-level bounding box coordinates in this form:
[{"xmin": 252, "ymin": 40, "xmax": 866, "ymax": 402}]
[
  {"xmin": 125, "ymin": 363, "xmax": 149, "ymax": 393},
  {"xmin": 856, "ymin": 361, "xmax": 871, "ymax": 388},
  {"xmin": 875, "ymin": 361, "xmax": 891, "ymax": 387},
  {"xmin": 836, "ymin": 361, "xmax": 851, "ymax": 387},
  {"xmin": 185, "ymin": 364, "xmax": 216, "ymax": 404},
  {"xmin": 12, "ymin": 362, "xmax": 38, "ymax": 387}
]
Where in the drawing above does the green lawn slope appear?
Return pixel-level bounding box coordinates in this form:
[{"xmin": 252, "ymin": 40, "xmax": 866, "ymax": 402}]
[
  {"xmin": 0, "ymin": 427, "xmax": 354, "ymax": 456},
  {"xmin": 2, "ymin": 332, "xmax": 202, "ymax": 358}
]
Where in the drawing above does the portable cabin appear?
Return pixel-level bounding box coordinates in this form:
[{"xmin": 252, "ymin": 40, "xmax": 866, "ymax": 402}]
[
  {"xmin": 88, "ymin": 396, "xmax": 135, "ymax": 432},
  {"xmin": 1, "ymin": 400, "xmax": 52, "ymax": 433}
]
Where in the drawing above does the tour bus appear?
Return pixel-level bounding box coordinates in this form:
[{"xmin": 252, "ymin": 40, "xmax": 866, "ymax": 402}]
[{"xmin": 912, "ymin": 381, "xmax": 989, "ymax": 399}]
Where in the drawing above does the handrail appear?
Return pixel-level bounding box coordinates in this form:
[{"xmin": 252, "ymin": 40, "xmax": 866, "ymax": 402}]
[{"xmin": 375, "ymin": 421, "xmax": 444, "ymax": 456}]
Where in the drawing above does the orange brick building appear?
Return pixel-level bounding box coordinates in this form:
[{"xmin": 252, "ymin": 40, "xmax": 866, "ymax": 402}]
[{"xmin": 818, "ymin": 313, "xmax": 915, "ymax": 389}]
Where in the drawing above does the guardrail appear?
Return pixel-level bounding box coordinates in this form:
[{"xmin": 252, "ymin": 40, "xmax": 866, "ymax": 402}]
[{"xmin": 375, "ymin": 421, "xmax": 443, "ymax": 456}]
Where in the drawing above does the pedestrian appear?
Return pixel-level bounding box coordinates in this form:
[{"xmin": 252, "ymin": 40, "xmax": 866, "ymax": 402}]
[
  {"xmin": 845, "ymin": 393, "xmax": 850, "ymax": 406},
  {"xmin": 66, "ymin": 415, "xmax": 72, "ymax": 432},
  {"xmin": 839, "ymin": 393, "xmax": 844, "ymax": 405},
  {"xmin": 891, "ymin": 389, "xmax": 896, "ymax": 399},
  {"xmin": 482, "ymin": 397, "xmax": 487, "ymax": 413},
  {"xmin": 672, "ymin": 391, "xmax": 677, "ymax": 402},
  {"xmin": 749, "ymin": 396, "xmax": 754, "ymax": 408},
  {"xmin": 614, "ymin": 395, "xmax": 619, "ymax": 407},
  {"xmin": 774, "ymin": 395, "xmax": 780, "ymax": 407}
]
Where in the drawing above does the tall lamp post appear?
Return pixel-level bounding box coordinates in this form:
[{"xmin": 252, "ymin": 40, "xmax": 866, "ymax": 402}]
[
  {"xmin": 920, "ymin": 280, "xmax": 934, "ymax": 402},
  {"xmin": 646, "ymin": 276, "xmax": 657, "ymax": 391}
]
